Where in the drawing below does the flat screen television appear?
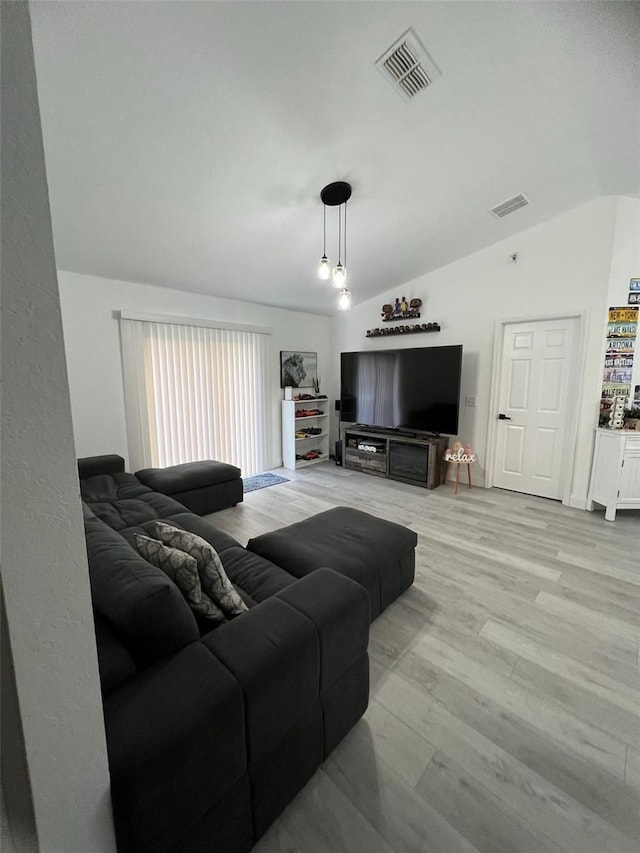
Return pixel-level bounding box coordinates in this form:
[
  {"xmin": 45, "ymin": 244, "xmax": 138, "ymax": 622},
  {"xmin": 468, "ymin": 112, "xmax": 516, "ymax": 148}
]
[{"xmin": 340, "ymin": 344, "xmax": 463, "ymax": 436}]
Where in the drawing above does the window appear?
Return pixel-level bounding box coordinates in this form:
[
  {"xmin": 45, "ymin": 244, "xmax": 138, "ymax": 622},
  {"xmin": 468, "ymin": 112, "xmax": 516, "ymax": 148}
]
[{"xmin": 120, "ymin": 317, "xmax": 270, "ymax": 476}]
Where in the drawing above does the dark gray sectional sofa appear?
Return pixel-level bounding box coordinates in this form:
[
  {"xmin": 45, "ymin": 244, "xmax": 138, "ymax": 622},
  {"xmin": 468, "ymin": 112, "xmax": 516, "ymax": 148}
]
[
  {"xmin": 80, "ymin": 455, "xmax": 370, "ymax": 853},
  {"xmin": 79, "ymin": 454, "xmax": 417, "ymax": 853}
]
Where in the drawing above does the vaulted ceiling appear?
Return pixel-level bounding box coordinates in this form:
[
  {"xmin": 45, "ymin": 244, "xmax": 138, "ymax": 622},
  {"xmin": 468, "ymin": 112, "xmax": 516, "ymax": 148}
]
[{"xmin": 31, "ymin": 1, "xmax": 640, "ymax": 315}]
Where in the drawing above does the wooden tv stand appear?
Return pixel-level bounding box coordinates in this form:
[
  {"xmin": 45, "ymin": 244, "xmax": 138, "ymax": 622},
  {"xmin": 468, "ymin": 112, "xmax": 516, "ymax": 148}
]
[{"xmin": 343, "ymin": 427, "xmax": 447, "ymax": 489}]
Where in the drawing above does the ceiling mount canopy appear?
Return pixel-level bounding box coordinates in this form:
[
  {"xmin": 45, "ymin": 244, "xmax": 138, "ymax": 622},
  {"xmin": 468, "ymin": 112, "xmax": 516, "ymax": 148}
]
[
  {"xmin": 320, "ymin": 181, "xmax": 352, "ymax": 207},
  {"xmin": 318, "ymin": 181, "xmax": 352, "ymax": 310}
]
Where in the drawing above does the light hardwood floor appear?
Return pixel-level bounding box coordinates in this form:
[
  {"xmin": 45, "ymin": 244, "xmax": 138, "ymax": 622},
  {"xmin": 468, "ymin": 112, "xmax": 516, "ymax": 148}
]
[{"xmin": 209, "ymin": 463, "xmax": 640, "ymax": 853}]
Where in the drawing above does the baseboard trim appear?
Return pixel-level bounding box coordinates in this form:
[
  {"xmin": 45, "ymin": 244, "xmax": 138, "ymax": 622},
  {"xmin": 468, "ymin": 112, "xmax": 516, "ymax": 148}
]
[{"xmin": 567, "ymin": 494, "xmax": 588, "ymax": 510}]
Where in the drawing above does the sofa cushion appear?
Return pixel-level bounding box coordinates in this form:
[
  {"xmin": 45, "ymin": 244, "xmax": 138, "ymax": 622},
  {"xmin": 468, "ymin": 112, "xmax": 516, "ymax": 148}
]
[
  {"xmin": 154, "ymin": 522, "xmax": 248, "ymax": 617},
  {"xmin": 81, "ymin": 474, "xmax": 120, "ymax": 503},
  {"xmin": 89, "ymin": 497, "xmax": 160, "ymax": 531},
  {"xmin": 105, "ymin": 642, "xmax": 247, "ymax": 853},
  {"xmin": 78, "ymin": 454, "xmax": 125, "ymax": 479},
  {"xmin": 81, "ymin": 472, "xmax": 188, "ymax": 529},
  {"xmin": 219, "ymin": 547, "xmax": 295, "ymax": 603},
  {"xmin": 134, "ymin": 534, "xmax": 227, "ymax": 624},
  {"xmin": 81, "ymin": 471, "xmax": 146, "ymax": 503},
  {"xmin": 84, "ymin": 513, "xmax": 199, "ymax": 666},
  {"xmin": 93, "ymin": 611, "xmax": 137, "ymax": 695},
  {"xmin": 203, "ymin": 598, "xmax": 319, "ymax": 764},
  {"xmin": 275, "ymin": 569, "xmax": 370, "ymax": 691}
]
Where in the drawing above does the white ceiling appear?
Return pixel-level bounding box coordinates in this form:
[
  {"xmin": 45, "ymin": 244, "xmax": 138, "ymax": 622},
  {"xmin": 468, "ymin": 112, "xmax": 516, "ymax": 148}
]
[{"xmin": 31, "ymin": 1, "xmax": 640, "ymax": 316}]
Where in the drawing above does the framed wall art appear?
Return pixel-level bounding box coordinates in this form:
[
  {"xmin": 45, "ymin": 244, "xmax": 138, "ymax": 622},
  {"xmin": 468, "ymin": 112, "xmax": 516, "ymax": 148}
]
[{"xmin": 280, "ymin": 351, "xmax": 318, "ymax": 388}]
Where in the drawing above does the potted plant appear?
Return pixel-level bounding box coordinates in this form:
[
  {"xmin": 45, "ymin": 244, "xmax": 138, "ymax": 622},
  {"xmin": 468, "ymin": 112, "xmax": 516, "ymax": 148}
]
[{"xmin": 623, "ymin": 406, "xmax": 640, "ymax": 431}]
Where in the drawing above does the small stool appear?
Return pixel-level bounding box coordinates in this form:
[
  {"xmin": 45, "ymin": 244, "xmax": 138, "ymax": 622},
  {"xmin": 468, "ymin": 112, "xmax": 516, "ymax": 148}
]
[{"xmin": 444, "ymin": 442, "xmax": 477, "ymax": 494}]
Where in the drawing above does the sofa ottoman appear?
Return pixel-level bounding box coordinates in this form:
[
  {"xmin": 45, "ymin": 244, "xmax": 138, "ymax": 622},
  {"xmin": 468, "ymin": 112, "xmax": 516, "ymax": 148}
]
[
  {"xmin": 247, "ymin": 506, "xmax": 417, "ymax": 620},
  {"xmin": 136, "ymin": 459, "xmax": 243, "ymax": 514}
]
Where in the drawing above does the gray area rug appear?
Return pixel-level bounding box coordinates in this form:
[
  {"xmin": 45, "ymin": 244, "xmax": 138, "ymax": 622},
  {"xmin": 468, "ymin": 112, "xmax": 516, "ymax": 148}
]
[{"xmin": 243, "ymin": 473, "xmax": 290, "ymax": 493}]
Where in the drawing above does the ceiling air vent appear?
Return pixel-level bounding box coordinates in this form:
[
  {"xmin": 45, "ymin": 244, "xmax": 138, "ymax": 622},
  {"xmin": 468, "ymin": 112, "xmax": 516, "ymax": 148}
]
[
  {"xmin": 376, "ymin": 28, "xmax": 440, "ymax": 101},
  {"xmin": 490, "ymin": 193, "xmax": 531, "ymax": 219}
]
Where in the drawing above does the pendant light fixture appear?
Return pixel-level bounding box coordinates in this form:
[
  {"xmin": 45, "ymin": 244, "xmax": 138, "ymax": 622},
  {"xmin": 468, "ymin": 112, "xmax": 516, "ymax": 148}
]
[
  {"xmin": 319, "ymin": 181, "xmax": 352, "ymax": 309},
  {"xmin": 338, "ymin": 288, "xmax": 352, "ymax": 311}
]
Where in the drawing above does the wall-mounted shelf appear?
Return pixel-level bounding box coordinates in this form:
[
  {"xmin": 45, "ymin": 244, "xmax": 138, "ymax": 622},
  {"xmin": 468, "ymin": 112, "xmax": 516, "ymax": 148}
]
[
  {"xmin": 294, "ymin": 413, "xmax": 328, "ymax": 420},
  {"xmin": 382, "ymin": 312, "xmax": 421, "ymax": 322},
  {"xmin": 366, "ymin": 323, "xmax": 441, "ymax": 339}
]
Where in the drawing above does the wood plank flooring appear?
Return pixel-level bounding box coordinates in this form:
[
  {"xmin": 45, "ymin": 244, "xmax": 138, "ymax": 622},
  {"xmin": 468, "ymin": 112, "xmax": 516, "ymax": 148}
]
[{"xmin": 208, "ymin": 463, "xmax": 640, "ymax": 853}]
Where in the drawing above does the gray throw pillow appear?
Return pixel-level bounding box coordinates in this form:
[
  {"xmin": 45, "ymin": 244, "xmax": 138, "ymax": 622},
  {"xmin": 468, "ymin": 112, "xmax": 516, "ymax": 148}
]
[
  {"xmin": 134, "ymin": 534, "xmax": 226, "ymax": 623},
  {"xmin": 153, "ymin": 522, "xmax": 248, "ymax": 617}
]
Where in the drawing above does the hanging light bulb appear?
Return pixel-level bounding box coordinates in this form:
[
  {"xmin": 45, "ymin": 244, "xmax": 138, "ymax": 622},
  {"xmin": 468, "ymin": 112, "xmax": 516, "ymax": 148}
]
[
  {"xmin": 332, "ymin": 262, "xmax": 346, "ymax": 289},
  {"xmin": 318, "ymin": 255, "xmax": 331, "ymax": 280},
  {"xmin": 338, "ymin": 288, "xmax": 352, "ymax": 311},
  {"xmin": 317, "ymin": 205, "xmax": 331, "ymax": 279}
]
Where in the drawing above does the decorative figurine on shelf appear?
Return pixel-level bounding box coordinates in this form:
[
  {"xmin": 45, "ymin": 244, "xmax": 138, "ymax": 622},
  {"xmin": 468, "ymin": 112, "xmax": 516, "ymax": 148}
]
[
  {"xmin": 381, "ymin": 297, "xmax": 423, "ymax": 321},
  {"xmin": 444, "ymin": 441, "xmax": 477, "ymax": 494},
  {"xmin": 381, "ymin": 304, "xmax": 394, "ymax": 321}
]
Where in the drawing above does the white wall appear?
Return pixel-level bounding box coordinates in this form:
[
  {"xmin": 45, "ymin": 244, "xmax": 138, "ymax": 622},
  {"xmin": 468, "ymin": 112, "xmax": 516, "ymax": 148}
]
[
  {"xmin": 58, "ymin": 272, "xmax": 332, "ymax": 470},
  {"xmin": 0, "ymin": 3, "xmax": 116, "ymax": 851},
  {"xmin": 331, "ymin": 196, "xmax": 624, "ymax": 506},
  {"xmin": 58, "ymin": 196, "xmax": 635, "ymax": 502},
  {"xmin": 605, "ymin": 196, "xmax": 640, "ymax": 403}
]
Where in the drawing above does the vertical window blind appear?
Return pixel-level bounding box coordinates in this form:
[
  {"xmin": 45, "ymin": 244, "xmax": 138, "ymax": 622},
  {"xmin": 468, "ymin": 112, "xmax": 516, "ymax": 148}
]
[{"xmin": 120, "ymin": 318, "xmax": 270, "ymax": 476}]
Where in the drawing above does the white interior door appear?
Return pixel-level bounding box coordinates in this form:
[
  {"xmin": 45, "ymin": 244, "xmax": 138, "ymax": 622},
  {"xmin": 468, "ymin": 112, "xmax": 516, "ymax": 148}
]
[{"xmin": 493, "ymin": 317, "xmax": 578, "ymax": 499}]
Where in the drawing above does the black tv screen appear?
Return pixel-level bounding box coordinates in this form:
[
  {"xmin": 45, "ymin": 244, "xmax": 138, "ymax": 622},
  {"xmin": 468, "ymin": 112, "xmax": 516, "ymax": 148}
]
[{"xmin": 340, "ymin": 344, "xmax": 463, "ymax": 436}]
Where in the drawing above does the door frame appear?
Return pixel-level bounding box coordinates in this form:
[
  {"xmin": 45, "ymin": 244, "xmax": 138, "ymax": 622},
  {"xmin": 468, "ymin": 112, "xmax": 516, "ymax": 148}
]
[{"xmin": 485, "ymin": 311, "xmax": 588, "ymax": 506}]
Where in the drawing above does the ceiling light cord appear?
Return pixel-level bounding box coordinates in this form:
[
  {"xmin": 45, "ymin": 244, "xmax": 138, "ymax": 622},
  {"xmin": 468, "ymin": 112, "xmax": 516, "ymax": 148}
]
[
  {"xmin": 323, "ymin": 204, "xmax": 327, "ymax": 257},
  {"xmin": 318, "ymin": 202, "xmax": 331, "ymax": 280},
  {"xmin": 344, "ymin": 201, "xmax": 347, "ymax": 270}
]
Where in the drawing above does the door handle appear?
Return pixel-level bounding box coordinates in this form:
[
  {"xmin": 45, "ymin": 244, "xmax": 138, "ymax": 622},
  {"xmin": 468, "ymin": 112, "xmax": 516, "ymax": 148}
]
[{"xmin": 498, "ymin": 413, "xmax": 512, "ymax": 420}]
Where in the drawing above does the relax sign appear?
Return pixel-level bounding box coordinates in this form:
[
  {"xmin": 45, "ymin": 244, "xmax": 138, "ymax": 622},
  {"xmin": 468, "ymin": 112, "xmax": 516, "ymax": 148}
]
[{"xmin": 444, "ymin": 442, "xmax": 476, "ymax": 464}]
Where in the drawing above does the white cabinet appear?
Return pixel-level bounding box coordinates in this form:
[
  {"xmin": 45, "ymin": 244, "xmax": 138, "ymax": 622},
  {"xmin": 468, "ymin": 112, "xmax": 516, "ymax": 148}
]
[
  {"xmin": 587, "ymin": 428, "xmax": 640, "ymax": 521},
  {"xmin": 281, "ymin": 398, "xmax": 330, "ymax": 470}
]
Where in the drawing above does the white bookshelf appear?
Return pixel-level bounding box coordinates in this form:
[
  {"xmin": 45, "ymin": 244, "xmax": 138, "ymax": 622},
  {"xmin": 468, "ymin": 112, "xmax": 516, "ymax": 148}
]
[{"xmin": 282, "ymin": 398, "xmax": 330, "ymax": 470}]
